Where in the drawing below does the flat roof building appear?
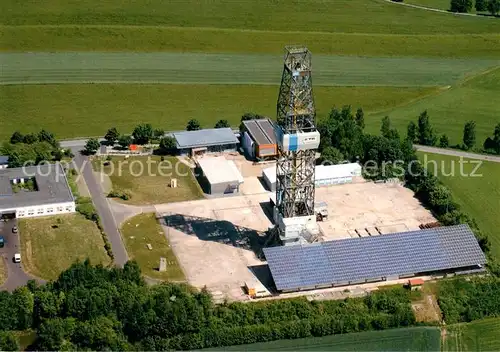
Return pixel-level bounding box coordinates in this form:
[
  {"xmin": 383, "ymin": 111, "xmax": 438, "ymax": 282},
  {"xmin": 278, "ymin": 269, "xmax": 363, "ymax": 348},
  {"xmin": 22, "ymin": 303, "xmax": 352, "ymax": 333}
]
[
  {"xmin": 0, "ymin": 163, "xmax": 76, "ymax": 218},
  {"xmin": 263, "ymin": 163, "xmax": 362, "ymax": 191},
  {"xmin": 264, "ymin": 224, "xmax": 486, "ymax": 292},
  {"xmin": 196, "ymin": 157, "xmax": 244, "ymax": 195},
  {"xmin": 173, "ymin": 128, "xmax": 238, "ymax": 157},
  {"xmin": 241, "ymin": 119, "xmax": 277, "ymax": 160}
]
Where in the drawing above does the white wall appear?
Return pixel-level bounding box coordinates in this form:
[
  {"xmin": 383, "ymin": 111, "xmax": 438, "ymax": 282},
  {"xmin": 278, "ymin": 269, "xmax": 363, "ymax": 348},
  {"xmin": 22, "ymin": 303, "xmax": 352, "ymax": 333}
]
[{"xmin": 0, "ymin": 201, "xmax": 76, "ymax": 218}]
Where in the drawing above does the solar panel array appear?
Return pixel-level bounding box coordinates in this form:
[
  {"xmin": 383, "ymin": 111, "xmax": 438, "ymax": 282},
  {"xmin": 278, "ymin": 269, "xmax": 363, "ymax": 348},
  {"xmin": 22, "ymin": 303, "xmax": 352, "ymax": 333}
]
[{"xmin": 264, "ymin": 224, "xmax": 486, "ymax": 291}]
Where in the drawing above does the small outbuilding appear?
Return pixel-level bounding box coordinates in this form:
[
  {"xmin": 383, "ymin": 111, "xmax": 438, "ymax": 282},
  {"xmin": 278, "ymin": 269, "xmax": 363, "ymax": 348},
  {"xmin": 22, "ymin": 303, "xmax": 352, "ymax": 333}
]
[
  {"xmin": 262, "ymin": 163, "xmax": 362, "ymax": 191},
  {"xmin": 196, "ymin": 157, "xmax": 244, "ymax": 195},
  {"xmin": 241, "ymin": 119, "xmax": 277, "ymax": 160},
  {"xmin": 173, "ymin": 128, "xmax": 238, "ymax": 157}
]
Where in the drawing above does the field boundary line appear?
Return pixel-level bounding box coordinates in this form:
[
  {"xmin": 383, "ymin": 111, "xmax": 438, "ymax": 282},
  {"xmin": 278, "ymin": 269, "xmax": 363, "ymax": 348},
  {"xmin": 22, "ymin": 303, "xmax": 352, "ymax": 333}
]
[{"xmin": 379, "ymin": 0, "xmax": 485, "ymax": 17}]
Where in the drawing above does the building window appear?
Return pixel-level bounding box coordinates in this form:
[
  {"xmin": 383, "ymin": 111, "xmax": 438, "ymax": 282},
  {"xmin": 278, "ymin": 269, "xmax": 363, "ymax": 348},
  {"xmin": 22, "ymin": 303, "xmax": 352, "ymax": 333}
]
[
  {"xmin": 37, "ymin": 208, "xmax": 44, "ymax": 214},
  {"xmin": 46, "ymin": 208, "xmax": 54, "ymax": 213},
  {"xmin": 57, "ymin": 207, "xmax": 63, "ymax": 212},
  {"xmin": 66, "ymin": 206, "xmax": 73, "ymax": 211}
]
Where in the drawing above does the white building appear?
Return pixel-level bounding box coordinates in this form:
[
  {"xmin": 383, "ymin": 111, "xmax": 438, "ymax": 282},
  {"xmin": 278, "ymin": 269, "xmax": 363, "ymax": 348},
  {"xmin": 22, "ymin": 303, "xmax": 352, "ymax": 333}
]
[
  {"xmin": 196, "ymin": 157, "xmax": 244, "ymax": 195},
  {"xmin": 0, "ymin": 163, "xmax": 76, "ymax": 218},
  {"xmin": 262, "ymin": 163, "xmax": 362, "ymax": 191}
]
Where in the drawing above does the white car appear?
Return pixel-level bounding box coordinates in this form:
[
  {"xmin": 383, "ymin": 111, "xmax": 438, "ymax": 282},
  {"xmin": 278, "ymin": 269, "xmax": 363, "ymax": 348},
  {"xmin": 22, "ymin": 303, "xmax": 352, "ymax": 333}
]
[{"xmin": 14, "ymin": 253, "xmax": 21, "ymax": 263}]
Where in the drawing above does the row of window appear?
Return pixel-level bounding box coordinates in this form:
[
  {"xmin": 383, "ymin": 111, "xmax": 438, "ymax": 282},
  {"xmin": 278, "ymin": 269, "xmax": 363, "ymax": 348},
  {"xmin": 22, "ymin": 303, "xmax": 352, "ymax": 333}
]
[{"xmin": 17, "ymin": 205, "xmax": 74, "ymax": 217}]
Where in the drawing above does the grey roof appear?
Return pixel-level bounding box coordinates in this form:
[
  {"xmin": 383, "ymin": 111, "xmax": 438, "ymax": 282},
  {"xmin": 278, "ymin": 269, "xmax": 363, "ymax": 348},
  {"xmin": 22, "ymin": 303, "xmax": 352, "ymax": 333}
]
[
  {"xmin": 0, "ymin": 163, "xmax": 74, "ymax": 209},
  {"xmin": 264, "ymin": 224, "xmax": 486, "ymax": 291},
  {"xmin": 0, "ymin": 156, "xmax": 8, "ymax": 165},
  {"xmin": 173, "ymin": 128, "xmax": 238, "ymax": 149},
  {"xmin": 242, "ymin": 119, "xmax": 277, "ymax": 145}
]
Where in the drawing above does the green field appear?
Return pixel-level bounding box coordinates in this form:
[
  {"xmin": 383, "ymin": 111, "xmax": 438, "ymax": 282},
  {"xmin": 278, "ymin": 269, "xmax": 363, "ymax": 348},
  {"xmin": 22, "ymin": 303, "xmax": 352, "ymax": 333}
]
[
  {"xmin": 369, "ymin": 67, "xmax": 500, "ymax": 144},
  {"xmin": 93, "ymin": 156, "xmax": 203, "ymax": 205},
  {"xmin": 205, "ymin": 327, "xmax": 441, "ymax": 351},
  {"xmin": 121, "ymin": 213, "xmax": 185, "ymax": 281},
  {"xmin": 444, "ymin": 317, "xmax": 500, "ymax": 351},
  {"xmin": 405, "ymin": 0, "xmax": 452, "ymax": 11},
  {"xmin": 1, "ymin": 52, "xmax": 497, "ymax": 86},
  {"xmin": 417, "ymin": 152, "xmax": 500, "ymax": 260},
  {"xmin": 0, "ymin": 84, "xmax": 437, "ymax": 140}
]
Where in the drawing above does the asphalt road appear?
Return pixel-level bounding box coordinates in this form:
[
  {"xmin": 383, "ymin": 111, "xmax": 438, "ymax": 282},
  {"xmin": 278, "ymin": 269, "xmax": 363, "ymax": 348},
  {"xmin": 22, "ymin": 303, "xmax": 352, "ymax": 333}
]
[
  {"xmin": 415, "ymin": 145, "xmax": 500, "ymax": 163},
  {"xmin": 72, "ymin": 150, "xmax": 128, "ymax": 267},
  {"xmin": 0, "ymin": 219, "xmax": 43, "ymax": 291}
]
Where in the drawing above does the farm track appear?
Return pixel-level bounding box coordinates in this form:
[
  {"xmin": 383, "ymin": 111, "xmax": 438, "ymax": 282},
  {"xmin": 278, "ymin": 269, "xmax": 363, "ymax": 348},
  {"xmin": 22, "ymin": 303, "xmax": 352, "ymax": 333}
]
[{"xmin": 1, "ymin": 52, "xmax": 498, "ymax": 86}]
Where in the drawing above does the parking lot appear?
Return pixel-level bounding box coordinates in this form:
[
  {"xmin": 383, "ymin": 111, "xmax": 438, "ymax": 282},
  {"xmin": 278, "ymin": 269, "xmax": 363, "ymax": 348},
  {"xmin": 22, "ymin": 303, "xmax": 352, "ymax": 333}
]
[{"xmin": 0, "ymin": 218, "xmax": 31, "ymax": 289}]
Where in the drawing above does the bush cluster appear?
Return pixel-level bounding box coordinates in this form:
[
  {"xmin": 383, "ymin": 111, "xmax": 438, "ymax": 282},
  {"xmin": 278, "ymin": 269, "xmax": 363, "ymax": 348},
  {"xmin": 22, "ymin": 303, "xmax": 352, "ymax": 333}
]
[{"xmin": 107, "ymin": 189, "xmax": 131, "ymax": 200}]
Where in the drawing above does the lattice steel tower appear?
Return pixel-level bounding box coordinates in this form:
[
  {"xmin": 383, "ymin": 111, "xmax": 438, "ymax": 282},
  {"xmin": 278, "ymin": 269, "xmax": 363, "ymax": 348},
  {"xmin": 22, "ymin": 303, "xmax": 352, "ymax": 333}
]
[{"xmin": 274, "ymin": 46, "xmax": 320, "ymax": 243}]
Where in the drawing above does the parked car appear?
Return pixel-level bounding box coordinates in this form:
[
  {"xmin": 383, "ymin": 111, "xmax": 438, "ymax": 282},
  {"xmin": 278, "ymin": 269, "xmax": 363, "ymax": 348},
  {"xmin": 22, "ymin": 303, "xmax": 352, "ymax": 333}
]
[
  {"xmin": 14, "ymin": 253, "xmax": 21, "ymax": 263},
  {"xmin": 0, "ymin": 236, "xmax": 4, "ymax": 248},
  {"xmin": 12, "ymin": 226, "xmax": 18, "ymax": 233}
]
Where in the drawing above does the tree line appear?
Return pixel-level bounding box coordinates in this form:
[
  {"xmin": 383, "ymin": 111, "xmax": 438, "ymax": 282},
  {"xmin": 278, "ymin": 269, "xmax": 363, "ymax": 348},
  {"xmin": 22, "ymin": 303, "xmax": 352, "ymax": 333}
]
[
  {"xmin": 0, "ymin": 260, "xmax": 420, "ymax": 351},
  {"xmin": 1, "ymin": 130, "xmax": 73, "ymax": 168},
  {"xmin": 450, "ymin": 0, "xmax": 500, "ymax": 15}
]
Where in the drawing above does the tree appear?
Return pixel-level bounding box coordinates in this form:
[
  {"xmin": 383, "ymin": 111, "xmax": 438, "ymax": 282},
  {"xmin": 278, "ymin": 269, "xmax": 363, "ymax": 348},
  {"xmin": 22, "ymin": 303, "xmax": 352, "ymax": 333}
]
[
  {"xmin": 38, "ymin": 129, "xmax": 58, "ymax": 147},
  {"xmin": 406, "ymin": 122, "xmax": 417, "ymax": 143},
  {"xmin": 214, "ymin": 119, "xmax": 230, "ymax": 129},
  {"xmin": 132, "ymin": 124, "xmax": 153, "ymax": 145},
  {"xmin": 318, "ymin": 147, "xmax": 344, "ymax": 165},
  {"xmin": 475, "ymin": 0, "xmax": 487, "ymax": 11},
  {"xmin": 118, "ymin": 135, "xmax": 133, "ymax": 149},
  {"xmin": 84, "ymin": 138, "xmax": 100, "ymax": 155},
  {"xmin": 487, "ymin": 0, "xmax": 500, "ymax": 14},
  {"xmin": 417, "ymin": 110, "xmax": 437, "ymax": 146},
  {"xmin": 158, "ymin": 136, "xmax": 177, "ymax": 155},
  {"xmin": 380, "ymin": 116, "xmax": 399, "ymax": 140},
  {"xmin": 463, "ymin": 120, "xmax": 476, "ymax": 150},
  {"xmin": 0, "ymin": 331, "xmax": 19, "ymax": 351},
  {"xmin": 104, "ymin": 128, "xmax": 119, "ymax": 146},
  {"xmin": 450, "ymin": 0, "xmax": 473, "ymax": 12},
  {"xmin": 23, "ymin": 133, "xmax": 38, "ymax": 144},
  {"xmin": 355, "ymin": 108, "xmax": 365, "ymax": 129},
  {"xmin": 439, "ymin": 134, "xmax": 449, "ymax": 148},
  {"xmin": 186, "ymin": 119, "xmax": 201, "ymax": 131},
  {"xmin": 154, "ymin": 129, "xmax": 165, "ymax": 140},
  {"xmin": 9, "ymin": 131, "xmax": 24, "ymax": 144},
  {"xmin": 241, "ymin": 112, "xmax": 264, "ymax": 121}
]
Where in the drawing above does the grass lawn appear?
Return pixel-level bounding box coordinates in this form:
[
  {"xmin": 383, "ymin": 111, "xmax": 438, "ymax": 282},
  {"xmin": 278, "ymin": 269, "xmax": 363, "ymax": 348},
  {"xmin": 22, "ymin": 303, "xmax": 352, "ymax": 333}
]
[
  {"xmin": 444, "ymin": 317, "xmax": 500, "ymax": 351},
  {"xmin": 205, "ymin": 327, "xmax": 441, "ymax": 351},
  {"xmin": 2, "ymin": 27, "xmax": 499, "ymax": 58},
  {"xmin": 121, "ymin": 213, "xmax": 185, "ymax": 281},
  {"xmin": 93, "ymin": 156, "xmax": 203, "ymax": 206},
  {"xmin": 0, "ymin": 84, "xmax": 438, "ymax": 141},
  {"xmin": 367, "ymin": 67, "xmax": 500, "ymax": 145},
  {"xmin": 18, "ymin": 214, "xmax": 111, "ymax": 280},
  {"xmin": 1, "ymin": 0, "xmax": 497, "ymax": 34},
  {"xmin": 405, "ymin": 0, "xmax": 452, "ymax": 11},
  {"xmin": 2, "ymin": 52, "xmax": 496, "ymax": 86},
  {"xmin": 14, "ymin": 330, "xmax": 37, "ymax": 351},
  {"xmin": 417, "ymin": 152, "xmax": 500, "ymax": 260}
]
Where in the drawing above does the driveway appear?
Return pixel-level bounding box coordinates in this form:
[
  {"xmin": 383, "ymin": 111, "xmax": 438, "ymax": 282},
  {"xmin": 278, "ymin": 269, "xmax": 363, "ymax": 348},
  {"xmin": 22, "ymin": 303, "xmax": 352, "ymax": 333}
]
[
  {"xmin": 72, "ymin": 150, "xmax": 128, "ymax": 266},
  {"xmin": 0, "ymin": 219, "xmax": 42, "ymax": 291},
  {"xmin": 415, "ymin": 145, "xmax": 500, "ymax": 163}
]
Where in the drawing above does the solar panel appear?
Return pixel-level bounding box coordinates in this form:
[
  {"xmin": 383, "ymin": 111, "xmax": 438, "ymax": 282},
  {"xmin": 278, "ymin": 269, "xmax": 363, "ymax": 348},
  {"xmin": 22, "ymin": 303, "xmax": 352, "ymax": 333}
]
[{"xmin": 263, "ymin": 224, "xmax": 486, "ymax": 291}]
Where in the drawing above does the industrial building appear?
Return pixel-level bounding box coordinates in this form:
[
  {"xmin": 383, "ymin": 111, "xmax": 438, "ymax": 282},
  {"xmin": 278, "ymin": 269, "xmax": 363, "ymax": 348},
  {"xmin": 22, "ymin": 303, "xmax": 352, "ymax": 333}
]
[
  {"xmin": 241, "ymin": 119, "xmax": 277, "ymax": 160},
  {"xmin": 262, "ymin": 163, "xmax": 362, "ymax": 191},
  {"xmin": 196, "ymin": 157, "xmax": 244, "ymax": 195},
  {"xmin": 0, "ymin": 163, "xmax": 76, "ymax": 218},
  {"xmin": 264, "ymin": 224, "xmax": 486, "ymax": 292},
  {"xmin": 173, "ymin": 128, "xmax": 238, "ymax": 156}
]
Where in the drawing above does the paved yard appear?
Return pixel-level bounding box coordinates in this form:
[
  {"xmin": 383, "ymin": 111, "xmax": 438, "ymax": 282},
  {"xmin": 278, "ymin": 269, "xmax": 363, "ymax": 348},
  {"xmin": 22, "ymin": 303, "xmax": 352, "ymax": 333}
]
[{"xmin": 154, "ymin": 181, "xmax": 435, "ymax": 301}]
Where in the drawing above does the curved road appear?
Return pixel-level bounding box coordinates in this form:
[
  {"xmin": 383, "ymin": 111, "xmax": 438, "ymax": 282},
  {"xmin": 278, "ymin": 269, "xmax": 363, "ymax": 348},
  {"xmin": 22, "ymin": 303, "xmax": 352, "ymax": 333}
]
[{"xmin": 415, "ymin": 145, "xmax": 500, "ymax": 163}]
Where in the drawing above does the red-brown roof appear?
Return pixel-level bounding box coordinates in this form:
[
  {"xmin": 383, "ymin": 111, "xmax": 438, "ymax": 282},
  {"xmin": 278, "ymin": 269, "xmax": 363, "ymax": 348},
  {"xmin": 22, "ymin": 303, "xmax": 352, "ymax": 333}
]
[{"xmin": 409, "ymin": 278, "xmax": 425, "ymax": 286}]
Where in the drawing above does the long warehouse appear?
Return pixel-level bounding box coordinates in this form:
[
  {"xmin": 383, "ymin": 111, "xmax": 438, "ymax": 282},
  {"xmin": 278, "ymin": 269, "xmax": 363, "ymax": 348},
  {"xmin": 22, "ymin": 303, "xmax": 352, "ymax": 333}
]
[{"xmin": 264, "ymin": 224, "xmax": 486, "ymax": 292}]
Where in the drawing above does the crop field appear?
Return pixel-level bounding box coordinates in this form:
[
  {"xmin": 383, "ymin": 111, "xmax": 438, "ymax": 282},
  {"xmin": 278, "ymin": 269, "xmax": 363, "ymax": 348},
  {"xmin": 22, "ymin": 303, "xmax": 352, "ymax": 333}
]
[
  {"xmin": 1, "ymin": 0, "xmax": 499, "ymax": 57},
  {"xmin": 417, "ymin": 152, "xmax": 500, "ymax": 261},
  {"xmin": 0, "ymin": 84, "xmax": 437, "ymax": 140},
  {"xmin": 2, "ymin": 52, "xmax": 497, "ymax": 86},
  {"xmin": 405, "ymin": 0, "xmax": 452, "ymax": 11},
  {"xmin": 444, "ymin": 317, "xmax": 500, "ymax": 351},
  {"xmin": 206, "ymin": 327, "xmax": 441, "ymax": 351},
  {"xmin": 368, "ymin": 67, "xmax": 500, "ymax": 144}
]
